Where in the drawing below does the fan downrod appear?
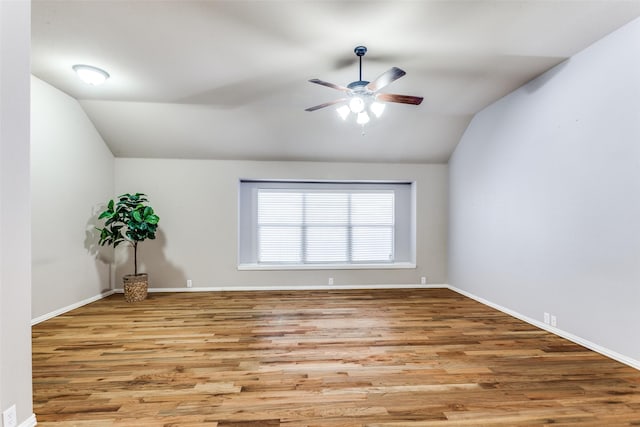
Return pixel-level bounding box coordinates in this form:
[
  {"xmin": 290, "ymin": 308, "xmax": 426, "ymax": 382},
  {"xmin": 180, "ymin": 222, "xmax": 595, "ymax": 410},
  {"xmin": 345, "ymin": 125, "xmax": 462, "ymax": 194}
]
[{"xmin": 350, "ymin": 46, "xmax": 369, "ymax": 89}]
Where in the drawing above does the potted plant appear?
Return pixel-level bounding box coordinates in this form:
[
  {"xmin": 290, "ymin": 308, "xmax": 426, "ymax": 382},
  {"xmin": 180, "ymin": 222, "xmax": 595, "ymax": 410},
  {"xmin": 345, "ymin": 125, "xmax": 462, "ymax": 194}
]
[{"xmin": 97, "ymin": 193, "xmax": 160, "ymax": 302}]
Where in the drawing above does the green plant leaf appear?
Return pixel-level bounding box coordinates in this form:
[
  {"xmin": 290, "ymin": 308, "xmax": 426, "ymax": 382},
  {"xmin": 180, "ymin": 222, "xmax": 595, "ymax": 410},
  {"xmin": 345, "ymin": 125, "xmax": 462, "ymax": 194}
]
[{"xmin": 132, "ymin": 210, "xmax": 143, "ymax": 222}]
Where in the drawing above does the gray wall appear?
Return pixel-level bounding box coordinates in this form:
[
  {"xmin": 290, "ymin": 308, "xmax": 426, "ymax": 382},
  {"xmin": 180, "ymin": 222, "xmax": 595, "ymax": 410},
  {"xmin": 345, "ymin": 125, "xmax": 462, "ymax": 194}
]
[
  {"xmin": 449, "ymin": 17, "xmax": 640, "ymax": 364},
  {"xmin": 0, "ymin": 0, "xmax": 34, "ymax": 424},
  {"xmin": 31, "ymin": 77, "xmax": 115, "ymax": 320},
  {"xmin": 115, "ymin": 158, "xmax": 448, "ymax": 288}
]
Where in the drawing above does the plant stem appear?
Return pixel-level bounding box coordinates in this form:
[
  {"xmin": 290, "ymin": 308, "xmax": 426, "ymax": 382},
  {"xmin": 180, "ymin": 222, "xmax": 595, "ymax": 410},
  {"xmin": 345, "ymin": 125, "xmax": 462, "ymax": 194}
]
[{"xmin": 133, "ymin": 241, "xmax": 138, "ymax": 275}]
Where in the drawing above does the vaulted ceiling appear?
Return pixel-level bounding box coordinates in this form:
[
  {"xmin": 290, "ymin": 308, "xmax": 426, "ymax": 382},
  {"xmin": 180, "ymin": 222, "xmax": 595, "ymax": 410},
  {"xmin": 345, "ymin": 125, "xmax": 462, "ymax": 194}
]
[{"xmin": 31, "ymin": 0, "xmax": 640, "ymax": 163}]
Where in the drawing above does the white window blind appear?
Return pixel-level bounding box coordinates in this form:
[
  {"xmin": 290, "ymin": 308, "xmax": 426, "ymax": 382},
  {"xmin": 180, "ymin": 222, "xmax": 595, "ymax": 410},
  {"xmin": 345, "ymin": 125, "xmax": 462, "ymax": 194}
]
[
  {"xmin": 238, "ymin": 180, "xmax": 415, "ymax": 269},
  {"xmin": 257, "ymin": 190, "xmax": 394, "ymax": 264}
]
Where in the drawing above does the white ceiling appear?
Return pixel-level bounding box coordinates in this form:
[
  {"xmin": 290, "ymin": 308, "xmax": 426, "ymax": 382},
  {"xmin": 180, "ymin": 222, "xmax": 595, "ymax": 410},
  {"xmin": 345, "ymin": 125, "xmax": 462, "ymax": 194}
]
[{"xmin": 31, "ymin": 0, "xmax": 640, "ymax": 164}]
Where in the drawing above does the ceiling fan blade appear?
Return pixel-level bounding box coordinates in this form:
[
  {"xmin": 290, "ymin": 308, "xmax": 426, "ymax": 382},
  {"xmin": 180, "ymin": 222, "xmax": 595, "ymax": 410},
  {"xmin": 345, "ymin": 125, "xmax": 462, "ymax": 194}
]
[
  {"xmin": 305, "ymin": 98, "xmax": 348, "ymax": 112},
  {"xmin": 308, "ymin": 79, "xmax": 351, "ymax": 92},
  {"xmin": 366, "ymin": 67, "xmax": 406, "ymax": 92},
  {"xmin": 376, "ymin": 93, "xmax": 423, "ymax": 105}
]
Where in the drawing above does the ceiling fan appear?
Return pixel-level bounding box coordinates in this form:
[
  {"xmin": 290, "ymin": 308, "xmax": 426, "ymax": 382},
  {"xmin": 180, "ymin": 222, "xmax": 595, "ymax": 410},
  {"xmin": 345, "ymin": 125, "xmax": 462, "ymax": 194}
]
[{"xmin": 305, "ymin": 46, "xmax": 423, "ymax": 125}]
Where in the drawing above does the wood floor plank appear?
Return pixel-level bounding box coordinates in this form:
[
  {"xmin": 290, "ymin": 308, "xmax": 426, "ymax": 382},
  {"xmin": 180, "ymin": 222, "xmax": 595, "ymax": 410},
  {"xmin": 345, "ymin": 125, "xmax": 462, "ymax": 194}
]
[{"xmin": 32, "ymin": 289, "xmax": 640, "ymax": 426}]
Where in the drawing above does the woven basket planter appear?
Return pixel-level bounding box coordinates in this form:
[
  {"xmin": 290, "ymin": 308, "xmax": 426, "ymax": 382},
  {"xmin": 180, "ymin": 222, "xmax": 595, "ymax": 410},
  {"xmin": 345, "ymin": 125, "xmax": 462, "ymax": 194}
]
[{"xmin": 123, "ymin": 273, "xmax": 148, "ymax": 303}]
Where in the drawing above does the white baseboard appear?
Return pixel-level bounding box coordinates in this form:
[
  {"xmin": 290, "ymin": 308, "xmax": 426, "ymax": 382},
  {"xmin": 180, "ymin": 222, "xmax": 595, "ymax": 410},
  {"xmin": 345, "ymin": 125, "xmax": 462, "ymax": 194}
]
[
  {"xmin": 19, "ymin": 413, "xmax": 37, "ymax": 427},
  {"xmin": 447, "ymin": 285, "xmax": 640, "ymax": 371},
  {"xmin": 129, "ymin": 283, "xmax": 446, "ymax": 292},
  {"xmin": 31, "ymin": 290, "xmax": 116, "ymax": 325}
]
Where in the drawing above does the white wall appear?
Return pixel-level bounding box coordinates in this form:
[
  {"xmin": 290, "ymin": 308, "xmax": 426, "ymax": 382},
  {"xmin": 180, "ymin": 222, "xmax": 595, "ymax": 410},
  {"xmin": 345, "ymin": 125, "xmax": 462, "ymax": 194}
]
[
  {"xmin": 0, "ymin": 0, "xmax": 34, "ymax": 424},
  {"xmin": 31, "ymin": 77, "xmax": 115, "ymax": 320},
  {"xmin": 449, "ymin": 17, "xmax": 640, "ymax": 364},
  {"xmin": 115, "ymin": 159, "xmax": 448, "ymax": 288}
]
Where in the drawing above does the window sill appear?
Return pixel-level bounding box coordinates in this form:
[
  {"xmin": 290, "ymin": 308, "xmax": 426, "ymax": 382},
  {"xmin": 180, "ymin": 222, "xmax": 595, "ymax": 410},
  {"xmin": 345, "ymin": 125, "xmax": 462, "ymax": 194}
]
[{"xmin": 237, "ymin": 262, "xmax": 416, "ymax": 271}]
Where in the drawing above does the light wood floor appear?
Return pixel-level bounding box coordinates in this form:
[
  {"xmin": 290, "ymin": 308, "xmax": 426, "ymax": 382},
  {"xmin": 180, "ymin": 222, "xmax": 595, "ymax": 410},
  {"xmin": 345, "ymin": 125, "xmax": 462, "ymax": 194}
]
[{"xmin": 32, "ymin": 289, "xmax": 640, "ymax": 426}]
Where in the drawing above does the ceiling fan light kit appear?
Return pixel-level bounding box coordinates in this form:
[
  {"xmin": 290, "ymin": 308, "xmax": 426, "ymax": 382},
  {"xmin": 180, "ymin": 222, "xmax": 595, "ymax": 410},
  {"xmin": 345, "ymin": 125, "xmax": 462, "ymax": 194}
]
[{"xmin": 305, "ymin": 45, "xmax": 423, "ymax": 130}]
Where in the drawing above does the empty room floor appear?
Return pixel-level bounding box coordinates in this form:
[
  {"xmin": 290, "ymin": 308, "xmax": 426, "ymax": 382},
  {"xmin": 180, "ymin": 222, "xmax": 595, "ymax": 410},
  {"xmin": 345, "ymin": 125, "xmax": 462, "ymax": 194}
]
[{"xmin": 32, "ymin": 288, "xmax": 640, "ymax": 426}]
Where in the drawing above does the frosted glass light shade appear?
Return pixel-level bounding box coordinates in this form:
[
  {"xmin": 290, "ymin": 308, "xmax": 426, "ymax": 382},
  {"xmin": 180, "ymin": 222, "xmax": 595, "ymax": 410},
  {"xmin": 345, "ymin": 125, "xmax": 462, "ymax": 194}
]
[
  {"xmin": 370, "ymin": 102, "xmax": 386, "ymax": 118},
  {"xmin": 336, "ymin": 105, "xmax": 350, "ymax": 120},
  {"xmin": 349, "ymin": 97, "xmax": 365, "ymax": 113},
  {"xmin": 73, "ymin": 64, "xmax": 110, "ymax": 85},
  {"xmin": 356, "ymin": 111, "xmax": 370, "ymax": 125}
]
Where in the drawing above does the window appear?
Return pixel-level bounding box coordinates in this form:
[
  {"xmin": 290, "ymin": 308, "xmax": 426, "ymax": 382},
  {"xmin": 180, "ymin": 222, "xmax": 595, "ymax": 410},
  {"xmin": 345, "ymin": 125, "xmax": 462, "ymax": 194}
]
[
  {"xmin": 257, "ymin": 190, "xmax": 394, "ymax": 264},
  {"xmin": 238, "ymin": 180, "xmax": 415, "ymax": 269}
]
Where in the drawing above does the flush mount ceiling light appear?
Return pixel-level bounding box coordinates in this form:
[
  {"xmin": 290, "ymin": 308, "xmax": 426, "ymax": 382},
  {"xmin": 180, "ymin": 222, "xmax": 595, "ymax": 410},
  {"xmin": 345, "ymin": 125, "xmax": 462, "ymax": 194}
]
[
  {"xmin": 72, "ymin": 64, "xmax": 110, "ymax": 86},
  {"xmin": 305, "ymin": 46, "xmax": 423, "ymax": 132}
]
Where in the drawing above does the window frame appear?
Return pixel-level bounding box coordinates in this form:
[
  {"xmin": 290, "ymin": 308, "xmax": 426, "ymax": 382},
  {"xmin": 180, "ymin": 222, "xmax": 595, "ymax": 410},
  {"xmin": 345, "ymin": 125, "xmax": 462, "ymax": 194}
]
[{"xmin": 238, "ymin": 180, "xmax": 416, "ymax": 271}]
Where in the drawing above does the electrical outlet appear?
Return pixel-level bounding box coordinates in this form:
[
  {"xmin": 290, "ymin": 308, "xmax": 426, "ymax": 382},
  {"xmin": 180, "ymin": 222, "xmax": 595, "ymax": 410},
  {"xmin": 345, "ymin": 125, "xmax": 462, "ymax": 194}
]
[
  {"xmin": 421, "ymin": 276, "xmax": 427, "ymax": 285},
  {"xmin": 543, "ymin": 312, "xmax": 550, "ymax": 324},
  {"xmin": 328, "ymin": 277, "xmax": 334, "ymax": 285},
  {"xmin": 3, "ymin": 404, "xmax": 17, "ymax": 427},
  {"xmin": 551, "ymin": 315, "xmax": 557, "ymax": 327},
  {"xmin": 187, "ymin": 279, "xmax": 192, "ymax": 288}
]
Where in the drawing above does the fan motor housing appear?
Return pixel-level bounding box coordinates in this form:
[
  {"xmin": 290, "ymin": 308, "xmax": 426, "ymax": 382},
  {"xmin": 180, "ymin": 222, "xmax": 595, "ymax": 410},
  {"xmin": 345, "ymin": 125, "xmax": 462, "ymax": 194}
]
[{"xmin": 347, "ymin": 80, "xmax": 370, "ymax": 91}]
